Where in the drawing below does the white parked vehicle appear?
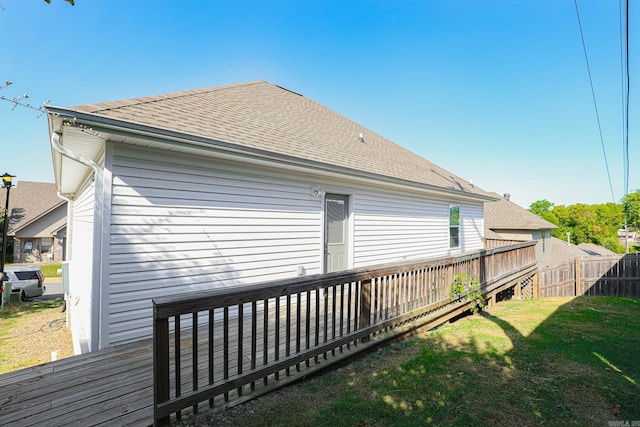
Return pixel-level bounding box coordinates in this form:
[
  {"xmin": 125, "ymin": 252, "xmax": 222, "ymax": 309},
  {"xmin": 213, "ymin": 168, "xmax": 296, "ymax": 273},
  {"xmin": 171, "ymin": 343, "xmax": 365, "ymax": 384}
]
[{"xmin": 2, "ymin": 266, "xmax": 45, "ymax": 301}]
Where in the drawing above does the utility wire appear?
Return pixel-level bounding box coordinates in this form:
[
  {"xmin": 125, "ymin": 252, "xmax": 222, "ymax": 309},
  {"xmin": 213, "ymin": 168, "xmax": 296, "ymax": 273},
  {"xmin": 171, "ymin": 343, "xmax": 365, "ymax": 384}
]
[
  {"xmin": 620, "ymin": 0, "xmax": 631, "ymax": 254},
  {"xmin": 619, "ymin": 0, "xmax": 627, "ymax": 198},
  {"xmin": 623, "ymin": 0, "xmax": 630, "ymax": 199},
  {"xmin": 573, "ymin": 0, "xmax": 616, "ymax": 203}
]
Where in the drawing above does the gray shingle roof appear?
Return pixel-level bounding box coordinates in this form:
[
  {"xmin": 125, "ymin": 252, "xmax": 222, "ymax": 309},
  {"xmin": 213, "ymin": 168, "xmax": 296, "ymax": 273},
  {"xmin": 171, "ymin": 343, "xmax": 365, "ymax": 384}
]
[
  {"xmin": 576, "ymin": 243, "xmax": 617, "ymax": 257},
  {"xmin": 484, "ymin": 193, "xmax": 557, "ymax": 231},
  {"xmin": 538, "ymin": 238, "xmax": 618, "ymax": 268},
  {"xmin": 66, "ymin": 81, "xmax": 492, "ymax": 199},
  {"xmin": 7, "ymin": 181, "xmax": 65, "ymax": 235}
]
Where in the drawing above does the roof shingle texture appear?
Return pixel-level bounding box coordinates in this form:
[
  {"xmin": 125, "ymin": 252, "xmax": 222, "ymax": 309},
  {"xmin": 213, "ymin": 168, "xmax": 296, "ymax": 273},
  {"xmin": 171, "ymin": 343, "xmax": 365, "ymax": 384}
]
[
  {"xmin": 7, "ymin": 181, "xmax": 64, "ymax": 234},
  {"xmin": 69, "ymin": 81, "xmax": 490, "ymax": 197},
  {"xmin": 538, "ymin": 238, "xmax": 618, "ymax": 268},
  {"xmin": 484, "ymin": 193, "xmax": 557, "ymax": 230}
]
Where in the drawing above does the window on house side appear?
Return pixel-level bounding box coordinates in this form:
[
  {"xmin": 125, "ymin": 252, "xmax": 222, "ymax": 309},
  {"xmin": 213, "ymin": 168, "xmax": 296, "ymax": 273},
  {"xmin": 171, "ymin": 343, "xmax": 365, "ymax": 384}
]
[
  {"xmin": 41, "ymin": 237, "xmax": 53, "ymax": 254},
  {"xmin": 449, "ymin": 206, "xmax": 460, "ymax": 248}
]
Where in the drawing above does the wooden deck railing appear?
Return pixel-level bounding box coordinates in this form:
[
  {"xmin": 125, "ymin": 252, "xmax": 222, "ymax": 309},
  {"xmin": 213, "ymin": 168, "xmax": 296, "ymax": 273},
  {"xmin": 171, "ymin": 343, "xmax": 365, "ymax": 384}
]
[
  {"xmin": 152, "ymin": 241, "xmax": 537, "ymax": 426},
  {"xmin": 538, "ymin": 254, "xmax": 640, "ymax": 298}
]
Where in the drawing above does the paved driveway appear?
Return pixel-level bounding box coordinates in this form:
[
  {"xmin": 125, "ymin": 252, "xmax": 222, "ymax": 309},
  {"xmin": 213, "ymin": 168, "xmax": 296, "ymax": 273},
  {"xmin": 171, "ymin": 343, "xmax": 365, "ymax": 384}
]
[{"xmin": 34, "ymin": 277, "xmax": 63, "ymax": 300}]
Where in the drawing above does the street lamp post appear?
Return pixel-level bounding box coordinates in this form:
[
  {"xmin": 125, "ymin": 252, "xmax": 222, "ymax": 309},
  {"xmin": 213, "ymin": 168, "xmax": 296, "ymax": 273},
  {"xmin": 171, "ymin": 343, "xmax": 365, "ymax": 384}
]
[{"xmin": 1, "ymin": 173, "xmax": 15, "ymax": 286}]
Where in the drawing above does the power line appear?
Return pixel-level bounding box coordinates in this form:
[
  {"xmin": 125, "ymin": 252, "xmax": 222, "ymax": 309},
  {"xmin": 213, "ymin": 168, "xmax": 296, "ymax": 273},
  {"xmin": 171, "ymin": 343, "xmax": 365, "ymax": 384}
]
[
  {"xmin": 622, "ymin": 0, "xmax": 630, "ymax": 199},
  {"xmin": 618, "ymin": 0, "xmax": 631, "ymax": 253},
  {"xmin": 619, "ymin": 0, "xmax": 627, "ymax": 199},
  {"xmin": 573, "ymin": 0, "xmax": 616, "ymax": 203}
]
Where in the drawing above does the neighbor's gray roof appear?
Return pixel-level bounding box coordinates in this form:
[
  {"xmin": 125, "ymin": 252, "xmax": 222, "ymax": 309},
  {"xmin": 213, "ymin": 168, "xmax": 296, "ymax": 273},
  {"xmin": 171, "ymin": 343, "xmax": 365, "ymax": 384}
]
[
  {"xmin": 538, "ymin": 238, "xmax": 618, "ymax": 268},
  {"xmin": 538, "ymin": 237, "xmax": 588, "ymax": 268},
  {"xmin": 63, "ymin": 81, "xmax": 493, "ymax": 199},
  {"xmin": 484, "ymin": 193, "xmax": 557, "ymax": 231},
  {"xmin": 576, "ymin": 243, "xmax": 617, "ymax": 257},
  {"xmin": 7, "ymin": 181, "xmax": 65, "ymax": 235}
]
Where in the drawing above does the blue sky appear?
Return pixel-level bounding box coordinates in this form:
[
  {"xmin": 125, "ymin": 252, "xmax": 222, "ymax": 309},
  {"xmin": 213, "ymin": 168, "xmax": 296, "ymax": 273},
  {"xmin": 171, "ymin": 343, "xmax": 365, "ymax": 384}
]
[{"xmin": 1, "ymin": 0, "xmax": 636, "ymax": 209}]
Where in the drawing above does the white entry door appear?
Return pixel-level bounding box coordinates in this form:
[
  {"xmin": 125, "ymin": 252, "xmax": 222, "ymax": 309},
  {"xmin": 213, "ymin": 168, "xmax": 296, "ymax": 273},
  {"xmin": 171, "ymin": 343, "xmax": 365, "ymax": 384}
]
[{"xmin": 324, "ymin": 194, "xmax": 349, "ymax": 273}]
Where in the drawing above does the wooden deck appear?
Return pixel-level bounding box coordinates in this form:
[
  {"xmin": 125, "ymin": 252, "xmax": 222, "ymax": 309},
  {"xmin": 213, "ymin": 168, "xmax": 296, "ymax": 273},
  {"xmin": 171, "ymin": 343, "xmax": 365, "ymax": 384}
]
[
  {"xmin": 0, "ymin": 304, "xmax": 365, "ymax": 427},
  {"xmin": 0, "ymin": 339, "xmax": 156, "ymax": 427}
]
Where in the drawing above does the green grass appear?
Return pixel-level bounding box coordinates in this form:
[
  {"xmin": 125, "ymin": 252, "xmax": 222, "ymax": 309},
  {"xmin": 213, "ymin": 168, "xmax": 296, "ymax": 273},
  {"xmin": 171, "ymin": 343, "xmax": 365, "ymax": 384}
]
[
  {"xmin": 40, "ymin": 263, "xmax": 62, "ymax": 278},
  {"xmin": 206, "ymin": 297, "xmax": 640, "ymax": 427}
]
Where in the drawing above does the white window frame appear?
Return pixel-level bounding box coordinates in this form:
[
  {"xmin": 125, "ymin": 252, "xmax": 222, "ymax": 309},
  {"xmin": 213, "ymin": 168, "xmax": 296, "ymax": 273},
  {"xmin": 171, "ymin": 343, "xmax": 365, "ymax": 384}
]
[{"xmin": 449, "ymin": 205, "xmax": 460, "ymax": 248}]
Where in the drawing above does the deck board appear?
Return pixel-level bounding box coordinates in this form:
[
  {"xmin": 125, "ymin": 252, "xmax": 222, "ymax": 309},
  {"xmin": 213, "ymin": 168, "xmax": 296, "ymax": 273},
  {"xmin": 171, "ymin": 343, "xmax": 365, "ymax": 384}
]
[{"xmin": 0, "ymin": 340, "xmax": 155, "ymax": 427}]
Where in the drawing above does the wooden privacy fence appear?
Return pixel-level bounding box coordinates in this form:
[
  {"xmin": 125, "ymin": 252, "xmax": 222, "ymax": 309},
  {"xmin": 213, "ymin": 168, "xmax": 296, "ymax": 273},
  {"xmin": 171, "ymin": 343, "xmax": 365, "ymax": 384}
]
[
  {"xmin": 484, "ymin": 238, "xmax": 526, "ymax": 249},
  {"xmin": 152, "ymin": 242, "xmax": 537, "ymax": 426},
  {"xmin": 538, "ymin": 254, "xmax": 640, "ymax": 298}
]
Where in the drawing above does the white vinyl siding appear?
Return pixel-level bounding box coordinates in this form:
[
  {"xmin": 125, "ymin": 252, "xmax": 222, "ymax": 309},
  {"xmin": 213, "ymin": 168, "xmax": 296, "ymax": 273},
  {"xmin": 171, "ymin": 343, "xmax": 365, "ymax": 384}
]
[
  {"xmin": 106, "ymin": 146, "xmax": 322, "ymax": 345},
  {"xmin": 68, "ymin": 180, "xmax": 96, "ymax": 353},
  {"xmin": 353, "ymin": 193, "xmax": 485, "ymax": 266},
  {"xmin": 98, "ymin": 145, "xmax": 486, "ymax": 346},
  {"xmin": 353, "ymin": 191, "xmax": 450, "ymax": 266},
  {"xmin": 459, "ymin": 202, "xmax": 484, "ymax": 252}
]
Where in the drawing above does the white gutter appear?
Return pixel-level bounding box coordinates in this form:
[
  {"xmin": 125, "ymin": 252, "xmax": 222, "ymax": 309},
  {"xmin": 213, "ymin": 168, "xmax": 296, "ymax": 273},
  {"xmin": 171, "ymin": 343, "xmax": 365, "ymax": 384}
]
[
  {"xmin": 50, "ymin": 128, "xmax": 104, "ymax": 353},
  {"xmin": 50, "ymin": 131, "xmax": 102, "ymax": 179}
]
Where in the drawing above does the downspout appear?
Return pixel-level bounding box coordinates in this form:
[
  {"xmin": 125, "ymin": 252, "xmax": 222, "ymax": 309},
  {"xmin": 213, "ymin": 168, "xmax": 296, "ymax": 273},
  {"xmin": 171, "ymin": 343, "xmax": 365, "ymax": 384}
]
[
  {"xmin": 50, "ymin": 130, "xmax": 104, "ymax": 352},
  {"xmin": 51, "ymin": 131, "xmax": 102, "ymax": 177},
  {"xmin": 55, "ymin": 191, "xmax": 73, "ymax": 265},
  {"xmin": 55, "ymin": 190, "xmax": 72, "ymax": 331}
]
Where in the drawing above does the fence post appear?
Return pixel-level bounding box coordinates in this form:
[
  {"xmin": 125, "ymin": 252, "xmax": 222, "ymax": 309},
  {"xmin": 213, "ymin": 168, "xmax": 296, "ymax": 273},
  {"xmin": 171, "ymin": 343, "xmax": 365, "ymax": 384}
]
[
  {"xmin": 153, "ymin": 310, "xmax": 170, "ymax": 427},
  {"xmin": 575, "ymin": 258, "xmax": 581, "ymax": 296},
  {"xmin": 533, "ymin": 272, "xmax": 540, "ymax": 298},
  {"xmin": 359, "ymin": 279, "xmax": 372, "ymax": 343}
]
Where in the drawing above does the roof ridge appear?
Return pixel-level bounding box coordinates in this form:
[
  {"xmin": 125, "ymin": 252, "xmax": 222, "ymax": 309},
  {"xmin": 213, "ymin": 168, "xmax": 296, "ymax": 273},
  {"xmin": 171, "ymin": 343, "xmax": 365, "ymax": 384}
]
[{"xmin": 77, "ymin": 81, "xmax": 270, "ymax": 114}]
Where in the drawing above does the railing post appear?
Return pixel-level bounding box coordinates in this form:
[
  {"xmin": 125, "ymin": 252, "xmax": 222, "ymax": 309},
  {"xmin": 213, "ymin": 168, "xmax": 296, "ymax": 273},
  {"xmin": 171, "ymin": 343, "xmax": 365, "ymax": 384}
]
[
  {"xmin": 359, "ymin": 279, "xmax": 372, "ymax": 343},
  {"xmin": 153, "ymin": 309, "xmax": 170, "ymax": 427}
]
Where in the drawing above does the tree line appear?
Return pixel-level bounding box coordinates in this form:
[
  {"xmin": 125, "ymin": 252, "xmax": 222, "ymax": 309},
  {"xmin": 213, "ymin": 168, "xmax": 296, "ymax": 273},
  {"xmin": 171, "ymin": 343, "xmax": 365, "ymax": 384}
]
[{"xmin": 529, "ymin": 190, "xmax": 640, "ymax": 254}]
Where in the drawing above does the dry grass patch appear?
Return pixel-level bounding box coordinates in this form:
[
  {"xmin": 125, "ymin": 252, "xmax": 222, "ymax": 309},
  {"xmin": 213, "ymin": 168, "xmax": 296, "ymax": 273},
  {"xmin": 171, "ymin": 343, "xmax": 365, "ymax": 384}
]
[{"xmin": 0, "ymin": 299, "xmax": 74, "ymax": 374}]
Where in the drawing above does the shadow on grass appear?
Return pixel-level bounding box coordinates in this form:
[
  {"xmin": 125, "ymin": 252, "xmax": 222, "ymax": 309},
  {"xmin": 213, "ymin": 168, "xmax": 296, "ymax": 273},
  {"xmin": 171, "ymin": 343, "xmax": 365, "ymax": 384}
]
[
  {"xmin": 362, "ymin": 296, "xmax": 640, "ymax": 427},
  {"xmin": 0, "ymin": 299, "xmax": 65, "ymax": 320},
  {"xmin": 213, "ymin": 297, "xmax": 640, "ymax": 427}
]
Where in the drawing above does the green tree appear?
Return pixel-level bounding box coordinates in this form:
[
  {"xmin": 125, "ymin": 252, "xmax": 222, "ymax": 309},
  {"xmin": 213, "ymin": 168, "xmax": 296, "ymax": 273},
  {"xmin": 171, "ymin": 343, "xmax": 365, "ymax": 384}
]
[
  {"xmin": 530, "ymin": 200, "xmax": 625, "ymax": 252},
  {"xmin": 529, "ymin": 199, "xmax": 559, "ymax": 226},
  {"xmin": 623, "ymin": 190, "xmax": 640, "ymax": 231}
]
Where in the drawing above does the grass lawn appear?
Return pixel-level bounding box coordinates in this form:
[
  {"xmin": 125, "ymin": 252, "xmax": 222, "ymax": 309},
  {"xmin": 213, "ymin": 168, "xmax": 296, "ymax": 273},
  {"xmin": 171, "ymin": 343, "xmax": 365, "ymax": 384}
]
[
  {"xmin": 39, "ymin": 263, "xmax": 62, "ymax": 278},
  {"xmin": 196, "ymin": 296, "xmax": 640, "ymax": 427},
  {"xmin": 0, "ymin": 299, "xmax": 73, "ymax": 374}
]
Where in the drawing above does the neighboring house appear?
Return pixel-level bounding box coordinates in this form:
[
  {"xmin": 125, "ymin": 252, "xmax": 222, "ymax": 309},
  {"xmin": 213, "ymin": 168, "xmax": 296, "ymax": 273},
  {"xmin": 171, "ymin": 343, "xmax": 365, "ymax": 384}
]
[
  {"xmin": 617, "ymin": 228, "xmax": 639, "ymax": 243},
  {"xmin": 484, "ymin": 192, "xmax": 557, "ymax": 260},
  {"xmin": 46, "ymin": 81, "xmax": 496, "ymax": 352},
  {"xmin": 6, "ymin": 181, "xmax": 67, "ymax": 263},
  {"xmin": 483, "ymin": 193, "xmax": 617, "ymax": 269}
]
